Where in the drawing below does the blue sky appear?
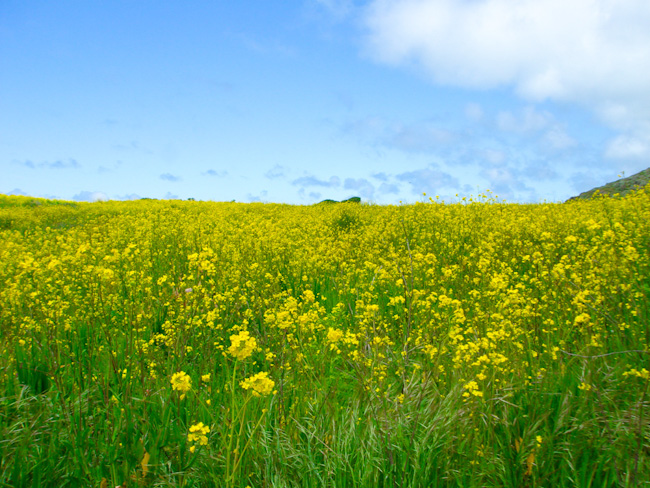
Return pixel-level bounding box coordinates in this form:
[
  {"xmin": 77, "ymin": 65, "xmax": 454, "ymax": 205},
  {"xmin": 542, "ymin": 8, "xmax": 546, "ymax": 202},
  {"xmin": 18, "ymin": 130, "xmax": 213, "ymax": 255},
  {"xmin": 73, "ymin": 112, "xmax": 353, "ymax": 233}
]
[{"xmin": 2, "ymin": 0, "xmax": 649, "ymax": 204}]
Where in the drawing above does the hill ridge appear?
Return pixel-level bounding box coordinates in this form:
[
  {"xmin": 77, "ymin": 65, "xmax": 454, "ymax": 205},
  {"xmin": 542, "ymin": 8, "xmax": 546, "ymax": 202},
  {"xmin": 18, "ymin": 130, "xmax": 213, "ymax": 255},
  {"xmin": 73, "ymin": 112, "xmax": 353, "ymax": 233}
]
[{"xmin": 568, "ymin": 167, "xmax": 650, "ymax": 201}]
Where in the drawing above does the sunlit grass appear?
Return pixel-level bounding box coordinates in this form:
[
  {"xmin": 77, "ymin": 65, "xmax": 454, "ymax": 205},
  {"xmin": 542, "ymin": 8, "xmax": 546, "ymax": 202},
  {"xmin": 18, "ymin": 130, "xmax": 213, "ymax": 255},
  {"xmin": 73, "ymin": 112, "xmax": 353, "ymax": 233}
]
[{"xmin": 0, "ymin": 190, "xmax": 649, "ymax": 487}]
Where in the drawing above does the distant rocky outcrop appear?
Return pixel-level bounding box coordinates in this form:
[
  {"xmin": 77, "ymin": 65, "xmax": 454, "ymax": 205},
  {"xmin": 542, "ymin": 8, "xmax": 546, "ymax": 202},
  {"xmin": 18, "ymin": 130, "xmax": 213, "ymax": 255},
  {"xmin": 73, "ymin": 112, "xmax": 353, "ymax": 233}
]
[{"xmin": 567, "ymin": 168, "xmax": 650, "ymax": 201}]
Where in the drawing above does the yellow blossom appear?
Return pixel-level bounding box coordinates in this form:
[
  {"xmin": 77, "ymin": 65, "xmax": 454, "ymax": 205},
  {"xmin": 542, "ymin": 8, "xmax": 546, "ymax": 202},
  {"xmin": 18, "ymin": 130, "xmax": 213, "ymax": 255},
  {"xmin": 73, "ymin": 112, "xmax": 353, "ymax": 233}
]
[
  {"xmin": 188, "ymin": 422, "xmax": 210, "ymax": 447},
  {"xmin": 171, "ymin": 371, "xmax": 192, "ymax": 396},
  {"xmin": 228, "ymin": 330, "xmax": 257, "ymax": 360},
  {"xmin": 326, "ymin": 327, "xmax": 343, "ymax": 343},
  {"xmin": 240, "ymin": 371, "xmax": 275, "ymax": 397}
]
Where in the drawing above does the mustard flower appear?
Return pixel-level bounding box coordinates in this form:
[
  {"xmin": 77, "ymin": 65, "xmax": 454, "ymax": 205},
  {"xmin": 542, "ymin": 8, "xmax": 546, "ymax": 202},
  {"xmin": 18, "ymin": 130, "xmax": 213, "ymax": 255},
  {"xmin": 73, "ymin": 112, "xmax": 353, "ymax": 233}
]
[
  {"xmin": 240, "ymin": 371, "xmax": 275, "ymax": 397},
  {"xmin": 326, "ymin": 327, "xmax": 343, "ymax": 343},
  {"xmin": 188, "ymin": 422, "xmax": 210, "ymax": 446},
  {"xmin": 228, "ymin": 330, "xmax": 257, "ymax": 360},
  {"xmin": 171, "ymin": 371, "xmax": 192, "ymax": 398}
]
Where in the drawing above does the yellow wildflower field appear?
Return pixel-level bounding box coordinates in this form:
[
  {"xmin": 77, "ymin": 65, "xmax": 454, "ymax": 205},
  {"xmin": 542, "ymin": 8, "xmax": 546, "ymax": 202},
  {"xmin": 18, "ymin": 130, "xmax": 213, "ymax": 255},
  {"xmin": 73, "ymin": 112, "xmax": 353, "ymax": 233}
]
[{"xmin": 0, "ymin": 191, "xmax": 648, "ymax": 487}]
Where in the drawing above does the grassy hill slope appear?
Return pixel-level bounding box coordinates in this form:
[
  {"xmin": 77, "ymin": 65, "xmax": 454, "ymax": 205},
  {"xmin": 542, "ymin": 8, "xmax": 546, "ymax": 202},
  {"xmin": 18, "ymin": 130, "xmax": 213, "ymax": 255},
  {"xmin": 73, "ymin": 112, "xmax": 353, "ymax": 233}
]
[{"xmin": 568, "ymin": 167, "xmax": 650, "ymax": 201}]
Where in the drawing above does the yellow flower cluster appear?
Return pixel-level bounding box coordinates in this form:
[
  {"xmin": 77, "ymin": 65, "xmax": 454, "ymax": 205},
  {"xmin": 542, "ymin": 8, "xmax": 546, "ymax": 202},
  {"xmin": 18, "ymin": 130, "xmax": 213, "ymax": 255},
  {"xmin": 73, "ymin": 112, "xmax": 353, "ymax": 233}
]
[
  {"xmin": 188, "ymin": 422, "xmax": 210, "ymax": 452},
  {"xmin": 240, "ymin": 371, "xmax": 275, "ymax": 397},
  {"xmin": 623, "ymin": 368, "xmax": 650, "ymax": 379},
  {"xmin": 228, "ymin": 330, "xmax": 257, "ymax": 361},
  {"xmin": 171, "ymin": 371, "xmax": 192, "ymax": 398},
  {"xmin": 327, "ymin": 327, "xmax": 343, "ymax": 343}
]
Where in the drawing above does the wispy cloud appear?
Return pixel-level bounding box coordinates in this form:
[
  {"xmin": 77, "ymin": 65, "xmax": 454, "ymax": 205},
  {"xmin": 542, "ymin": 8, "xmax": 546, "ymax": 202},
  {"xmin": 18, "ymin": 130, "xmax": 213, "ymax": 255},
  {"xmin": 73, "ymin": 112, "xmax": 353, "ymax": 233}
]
[
  {"xmin": 97, "ymin": 161, "xmax": 123, "ymax": 174},
  {"xmin": 247, "ymin": 190, "xmax": 268, "ymax": 203},
  {"xmin": 396, "ymin": 165, "xmax": 459, "ymax": 195},
  {"xmin": 265, "ymin": 164, "xmax": 286, "ymax": 179},
  {"xmin": 111, "ymin": 141, "xmax": 141, "ymax": 151},
  {"xmin": 343, "ymin": 116, "xmax": 455, "ymax": 154},
  {"xmin": 497, "ymin": 107, "xmax": 553, "ymax": 134},
  {"xmin": 234, "ymin": 32, "xmax": 297, "ymax": 57},
  {"xmin": 203, "ymin": 169, "xmax": 228, "ymax": 177},
  {"xmin": 292, "ymin": 175, "xmax": 341, "ymax": 188},
  {"xmin": 160, "ymin": 173, "xmax": 182, "ymax": 182},
  {"xmin": 18, "ymin": 159, "xmax": 80, "ymax": 169},
  {"xmin": 388, "ymin": 124, "xmax": 455, "ymax": 153},
  {"xmin": 313, "ymin": 0, "xmax": 356, "ymax": 19}
]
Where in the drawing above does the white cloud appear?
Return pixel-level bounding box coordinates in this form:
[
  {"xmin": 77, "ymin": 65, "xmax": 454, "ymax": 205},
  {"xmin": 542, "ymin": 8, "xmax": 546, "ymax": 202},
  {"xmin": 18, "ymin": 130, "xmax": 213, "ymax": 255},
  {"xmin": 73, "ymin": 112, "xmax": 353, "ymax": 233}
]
[
  {"xmin": 604, "ymin": 134, "xmax": 650, "ymax": 161},
  {"xmin": 362, "ymin": 0, "xmax": 650, "ymax": 160},
  {"xmin": 364, "ymin": 0, "xmax": 650, "ymax": 101}
]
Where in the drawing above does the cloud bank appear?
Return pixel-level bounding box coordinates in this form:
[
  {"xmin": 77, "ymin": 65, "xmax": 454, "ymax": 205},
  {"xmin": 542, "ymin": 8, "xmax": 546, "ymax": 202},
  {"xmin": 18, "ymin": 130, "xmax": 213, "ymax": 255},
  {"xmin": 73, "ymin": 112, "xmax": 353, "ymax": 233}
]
[
  {"xmin": 363, "ymin": 0, "xmax": 650, "ymax": 100},
  {"xmin": 362, "ymin": 0, "xmax": 650, "ymax": 160}
]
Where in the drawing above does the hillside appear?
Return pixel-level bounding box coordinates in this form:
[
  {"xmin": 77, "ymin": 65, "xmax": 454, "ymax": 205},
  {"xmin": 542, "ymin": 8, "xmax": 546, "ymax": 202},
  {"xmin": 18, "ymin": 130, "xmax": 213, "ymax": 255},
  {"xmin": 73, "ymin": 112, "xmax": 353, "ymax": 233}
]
[{"xmin": 568, "ymin": 167, "xmax": 650, "ymax": 200}]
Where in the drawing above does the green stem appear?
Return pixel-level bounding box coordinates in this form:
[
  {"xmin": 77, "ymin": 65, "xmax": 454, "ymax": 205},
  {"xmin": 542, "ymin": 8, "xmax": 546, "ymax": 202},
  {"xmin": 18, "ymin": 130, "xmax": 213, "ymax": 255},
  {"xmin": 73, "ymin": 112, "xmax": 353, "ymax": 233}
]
[
  {"xmin": 226, "ymin": 359, "xmax": 238, "ymax": 488},
  {"xmin": 228, "ymin": 394, "xmax": 254, "ymax": 485},
  {"xmin": 229, "ymin": 405, "xmax": 267, "ymax": 479}
]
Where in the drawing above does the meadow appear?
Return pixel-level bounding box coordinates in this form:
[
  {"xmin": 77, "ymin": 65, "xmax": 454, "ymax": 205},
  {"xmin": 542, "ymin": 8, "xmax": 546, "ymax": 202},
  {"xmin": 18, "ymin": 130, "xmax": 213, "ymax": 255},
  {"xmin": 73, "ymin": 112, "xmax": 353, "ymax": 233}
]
[{"xmin": 0, "ymin": 190, "xmax": 649, "ymax": 487}]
